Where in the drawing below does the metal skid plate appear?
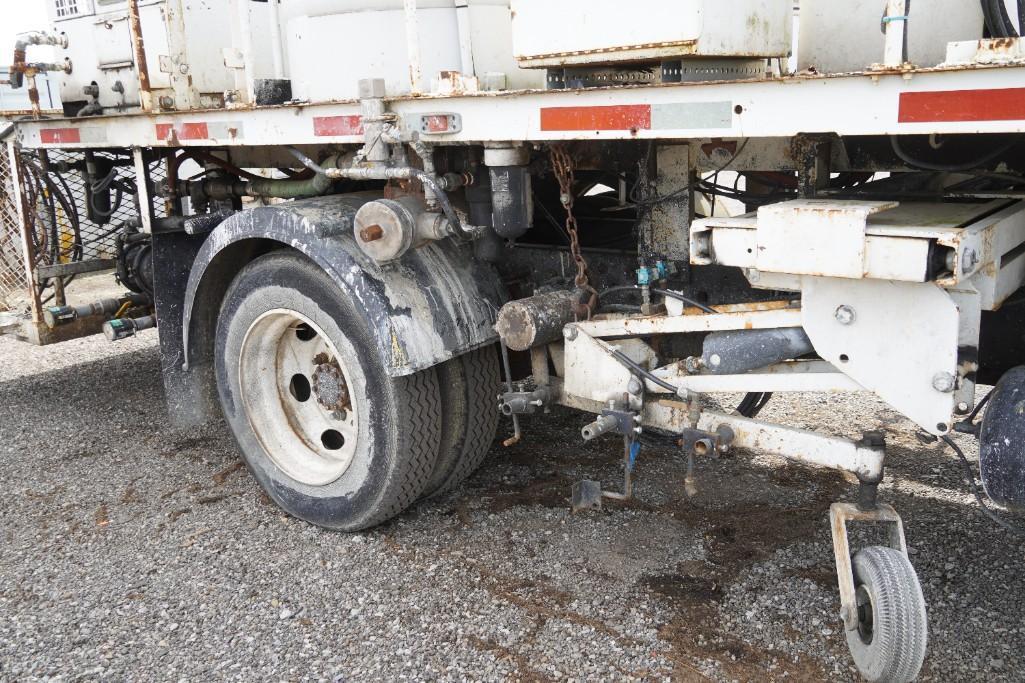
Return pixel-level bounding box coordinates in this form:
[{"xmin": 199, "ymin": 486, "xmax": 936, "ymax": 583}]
[{"xmin": 802, "ymin": 276, "xmax": 960, "ymax": 435}]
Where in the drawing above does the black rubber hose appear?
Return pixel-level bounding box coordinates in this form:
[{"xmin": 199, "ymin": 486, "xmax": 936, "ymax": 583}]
[
  {"xmin": 984, "ymin": 0, "xmax": 1020, "ymax": 37},
  {"xmin": 942, "ymin": 436, "xmax": 1025, "ymax": 537},
  {"xmin": 890, "ymin": 135, "xmax": 1016, "ymax": 172},
  {"xmin": 600, "ymin": 285, "xmax": 718, "ymax": 315},
  {"xmin": 609, "ymin": 348, "xmax": 682, "ymax": 395}
]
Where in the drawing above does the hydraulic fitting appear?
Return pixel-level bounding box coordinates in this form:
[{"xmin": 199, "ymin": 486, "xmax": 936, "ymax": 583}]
[{"xmin": 102, "ymin": 315, "xmax": 157, "ymax": 342}]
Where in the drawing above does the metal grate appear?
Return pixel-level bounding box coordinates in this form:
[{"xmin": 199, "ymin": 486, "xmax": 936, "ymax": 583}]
[
  {"xmin": 54, "ymin": 0, "xmax": 85, "ymax": 19},
  {"xmin": 11, "ymin": 149, "xmax": 164, "ymax": 307},
  {"xmin": 0, "ymin": 148, "xmax": 29, "ymax": 312}
]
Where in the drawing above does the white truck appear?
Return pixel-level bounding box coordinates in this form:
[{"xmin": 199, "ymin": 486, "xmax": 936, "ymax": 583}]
[{"xmin": 4, "ymin": 2, "xmax": 1025, "ymax": 679}]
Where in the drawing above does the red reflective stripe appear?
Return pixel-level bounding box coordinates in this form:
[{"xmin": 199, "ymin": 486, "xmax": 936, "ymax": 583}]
[
  {"xmin": 40, "ymin": 128, "xmax": 81, "ymax": 144},
  {"xmin": 899, "ymin": 87, "xmax": 1025, "ymax": 123},
  {"xmin": 540, "ymin": 105, "xmax": 652, "ymax": 131},
  {"xmin": 313, "ymin": 115, "xmax": 364, "ymax": 136},
  {"xmin": 155, "ymin": 122, "xmax": 210, "ymax": 140}
]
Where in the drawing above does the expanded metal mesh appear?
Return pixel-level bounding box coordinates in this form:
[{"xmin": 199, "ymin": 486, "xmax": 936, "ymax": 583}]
[
  {"xmin": 0, "ymin": 148, "xmax": 28, "ymax": 311},
  {"xmin": 9, "ymin": 149, "xmax": 165, "ymax": 307}
]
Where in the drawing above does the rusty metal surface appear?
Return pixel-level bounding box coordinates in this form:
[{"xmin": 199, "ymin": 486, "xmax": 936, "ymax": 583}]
[
  {"xmin": 126, "ymin": 0, "xmax": 153, "ymax": 112},
  {"xmin": 829, "ymin": 502, "xmax": 908, "ymax": 630}
]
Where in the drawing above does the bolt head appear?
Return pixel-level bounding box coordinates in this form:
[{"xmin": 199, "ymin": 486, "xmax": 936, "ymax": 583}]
[
  {"xmin": 932, "ymin": 372, "xmax": 957, "ymax": 393},
  {"xmin": 835, "ymin": 305, "xmax": 856, "ymax": 325},
  {"xmin": 708, "ymin": 354, "xmax": 722, "ymax": 368},
  {"xmin": 564, "ymin": 325, "xmax": 578, "ymax": 341}
]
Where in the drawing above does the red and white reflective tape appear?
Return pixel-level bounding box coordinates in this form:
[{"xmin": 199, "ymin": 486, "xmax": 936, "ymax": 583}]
[
  {"xmin": 154, "ymin": 121, "xmax": 244, "ymax": 142},
  {"xmin": 39, "ymin": 127, "xmax": 107, "ymax": 144},
  {"xmin": 540, "ymin": 102, "xmax": 734, "ymax": 132},
  {"xmin": 312, "ymin": 115, "xmax": 364, "ymax": 137},
  {"xmin": 899, "ymin": 87, "xmax": 1025, "ymax": 123}
]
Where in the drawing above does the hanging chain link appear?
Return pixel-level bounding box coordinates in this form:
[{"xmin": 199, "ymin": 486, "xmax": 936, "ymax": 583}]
[{"xmin": 550, "ymin": 144, "xmax": 598, "ymax": 319}]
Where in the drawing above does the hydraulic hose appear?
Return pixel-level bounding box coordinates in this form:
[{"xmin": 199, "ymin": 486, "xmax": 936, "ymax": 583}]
[{"xmin": 983, "ymin": 0, "xmax": 1021, "ymax": 38}]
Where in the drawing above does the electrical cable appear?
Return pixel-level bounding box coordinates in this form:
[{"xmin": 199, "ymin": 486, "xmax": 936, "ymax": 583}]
[
  {"xmin": 942, "ymin": 435, "xmax": 1025, "ymax": 537},
  {"xmin": 890, "ymin": 135, "xmax": 1017, "ymax": 172},
  {"xmin": 610, "ymin": 348, "xmax": 682, "ymax": 395},
  {"xmin": 600, "ymin": 285, "xmax": 718, "ymax": 314}
]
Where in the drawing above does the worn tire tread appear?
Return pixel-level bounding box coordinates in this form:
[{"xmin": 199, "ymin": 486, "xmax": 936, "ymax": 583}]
[
  {"xmin": 846, "ymin": 545, "xmax": 928, "ymax": 683},
  {"xmin": 424, "ymin": 346, "xmax": 501, "ymax": 497}
]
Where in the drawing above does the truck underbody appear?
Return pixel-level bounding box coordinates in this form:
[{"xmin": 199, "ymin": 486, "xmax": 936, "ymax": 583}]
[{"xmin": 4, "ymin": 2, "xmax": 1025, "ymax": 679}]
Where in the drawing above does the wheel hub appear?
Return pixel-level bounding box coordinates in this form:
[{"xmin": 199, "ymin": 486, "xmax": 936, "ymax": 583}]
[
  {"xmin": 312, "ymin": 354, "xmax": 350, "ymax": 413},
  {"xmin": 238, "ymin": 310, "xmax": 360, "ymax": 487}
]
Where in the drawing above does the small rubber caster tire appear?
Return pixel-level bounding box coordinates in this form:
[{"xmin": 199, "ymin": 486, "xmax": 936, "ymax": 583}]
[{"xmin": 845, "ymin": 546, "xmax": 928, "ymax": 683}]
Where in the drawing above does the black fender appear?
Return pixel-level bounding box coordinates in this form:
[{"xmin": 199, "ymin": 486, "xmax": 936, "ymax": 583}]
[{"xmin": 173, "ymin": 195, "xmax": 505, "ymax": 424}]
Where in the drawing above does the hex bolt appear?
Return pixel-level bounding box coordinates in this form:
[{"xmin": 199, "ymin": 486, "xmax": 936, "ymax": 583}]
[
  {"xmin": 962, "ymin": 249, "xmax": 979, "ymax": 274},
  {"xmin": 359, "ymin": 224, "xmax": 385, "ymax": 242},
  {"xmin": 835, "ymin": 305, "xmax": 856, "ymax": 325},
  {"xmin": 932, "ymin": 372, "xmax": 957, "ymax": 393},
  {"xmin": 627, "ymin": 377, "xmax": 644, "ymax": 396}
]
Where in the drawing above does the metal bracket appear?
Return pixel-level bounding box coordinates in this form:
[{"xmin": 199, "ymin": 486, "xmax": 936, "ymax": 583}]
[{"xmin": 830, "ymin": 502, "xmax": 908, "ymax": 632}]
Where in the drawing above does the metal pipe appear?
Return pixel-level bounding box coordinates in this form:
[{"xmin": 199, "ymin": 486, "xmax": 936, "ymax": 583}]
[
  {"xmin": 267, "ymin": 0, "xmax": 285, "ymax": 80},
  {"xmin": 235, "ymin": 0, "xmax": 256, "ymax": 103},
  {"xmin": 286, "ymin": 146, "xmax": 474, "ymax": 238},
  {"xmin": 404, "ymin": 0, "xmax": 423, "ymax": 95},
  {"xmin": 126, "ymin": 0, "xmax": 153, "ymax": 111},
  {"xmin": 454, "ymin": 0, "xmax": 476, "ymax": 76},
  {"xmin": 882, "ymin": 0, "xmax": 908, "ymax": 68}
]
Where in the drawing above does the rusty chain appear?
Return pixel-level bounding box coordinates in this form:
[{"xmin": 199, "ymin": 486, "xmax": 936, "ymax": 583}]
[{"xmin": 549, "ymin": 144, "xmax": 598, "ymax": 319}]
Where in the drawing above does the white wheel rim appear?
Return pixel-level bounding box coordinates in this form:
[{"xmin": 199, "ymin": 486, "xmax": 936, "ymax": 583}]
[{"xmin": 239, "ymin": 309, "xmax": 360, "ymax": 486}]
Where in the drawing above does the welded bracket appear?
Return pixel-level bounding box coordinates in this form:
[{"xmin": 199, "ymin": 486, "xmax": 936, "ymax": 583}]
[{"xmin": 830, "ymin": 502, "xmax": 908, "ymax": 632}]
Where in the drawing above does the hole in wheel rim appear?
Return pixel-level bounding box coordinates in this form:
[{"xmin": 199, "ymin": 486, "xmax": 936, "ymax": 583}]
[
  {"xmin": 295, "ymin": 323, "xmax": 317, "ymax": 342},
  {"xmin": 321, "ymin": 430, "xmax": 345, "ymax": 451},
  {"xmin": 289, "ymin": 374, "xmax": 312, "ymax": 402}
]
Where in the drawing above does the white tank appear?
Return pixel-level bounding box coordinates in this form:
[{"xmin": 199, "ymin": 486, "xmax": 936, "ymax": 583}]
[
  {"xmin": 283, "ymin": 0, "xmax": 542, "ymax": 101},
  {"xmin": 798, "ymin": 0, "xmax": 988, "ymax": 73},
  {"xmin": 44, "ymin": 0, "xmax": 540, "ymax": 112}
]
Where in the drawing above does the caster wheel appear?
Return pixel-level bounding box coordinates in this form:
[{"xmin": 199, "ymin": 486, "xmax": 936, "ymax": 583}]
[{"xmin": 845, "ymin": 546, "xmax": 928, "ymax": 683}]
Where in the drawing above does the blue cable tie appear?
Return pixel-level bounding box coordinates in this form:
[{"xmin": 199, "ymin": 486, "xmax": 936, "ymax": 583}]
[{"xmin": 882, "ymin": 15, "xmax": 909, "ymax": 23}]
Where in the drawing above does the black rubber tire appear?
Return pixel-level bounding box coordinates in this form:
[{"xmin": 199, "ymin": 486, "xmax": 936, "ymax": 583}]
[
  {"xmin": 422, "ymin": 345, "xmax": 501, "ymax": 497},
  {"xmin": 214, "ymin": 251, "xmax": 442, "ymax": 531},
  {"xmin": 846, "ymin": 546, "xmax": 929, "ymax": 683}
]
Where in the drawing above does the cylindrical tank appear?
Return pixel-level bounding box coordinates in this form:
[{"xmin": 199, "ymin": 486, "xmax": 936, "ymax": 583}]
[
  {"xmin": 798, "ymin": 0, "xmax": 989, "ymax": 73},
  {"xmin": 283, "ymin": 0, "xmax": 542, "ymax": 101}
]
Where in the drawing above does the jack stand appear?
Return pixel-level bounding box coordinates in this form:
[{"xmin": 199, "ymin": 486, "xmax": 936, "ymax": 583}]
[
  {"xmin": 571, "ymin": 433, "xmax": 640, "ymax": 513},
  {"xmin": 499, "ymin": 340, "xmax": 521, "ymax": 447}
]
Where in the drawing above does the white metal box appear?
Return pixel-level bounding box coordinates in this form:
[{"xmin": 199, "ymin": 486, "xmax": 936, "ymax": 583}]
[{"xmin": 510, "ymin": 0, "xmax": 794, "ymax": 68}]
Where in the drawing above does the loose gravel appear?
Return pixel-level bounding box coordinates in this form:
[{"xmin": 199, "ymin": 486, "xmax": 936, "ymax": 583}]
[{"xmin": 0, "ymin": 334, "xmax": 1023, "ymax": 681}]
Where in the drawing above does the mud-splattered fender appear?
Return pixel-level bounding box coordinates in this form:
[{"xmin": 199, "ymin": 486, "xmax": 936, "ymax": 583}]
[{"xmin": 182, "ymin": 195, "xmax": 506, "ymax": 379}]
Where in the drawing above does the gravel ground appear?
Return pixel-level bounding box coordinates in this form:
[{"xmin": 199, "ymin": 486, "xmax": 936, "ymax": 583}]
[{"xmin": 1, "ymin": 333, "xmax": 1023, "ymax": 682}]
